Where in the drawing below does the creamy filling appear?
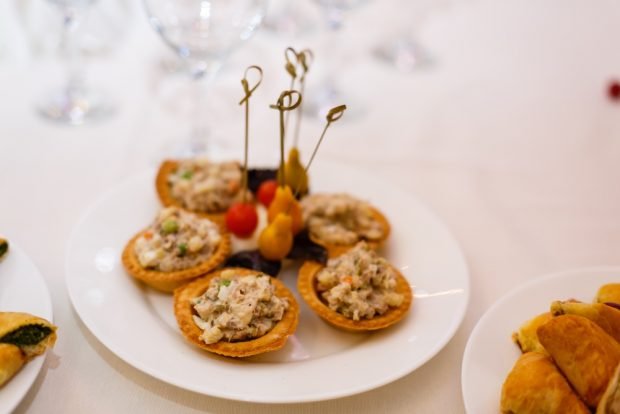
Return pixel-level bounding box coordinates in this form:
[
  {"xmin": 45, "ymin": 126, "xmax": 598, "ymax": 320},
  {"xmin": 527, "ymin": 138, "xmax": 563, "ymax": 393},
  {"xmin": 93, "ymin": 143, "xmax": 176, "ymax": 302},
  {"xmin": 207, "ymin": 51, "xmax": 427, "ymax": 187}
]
[
  {"xmin": 191, "ymin": 270, "xmax": 289, "ymax": 344},
  {"xmin": 134, "ymin": 207, "xmax": 221, "ymax": 272},
  {"xmin": 315, "ymin": 242, "xmax": 404, "ymax": 320},
  {"xmin": 301, "ymin": 193, "xmax": 385, "ymax": 245},
  {"xmin": 168, "ymin": 159, "xmax": 244, "ymax": 213}
]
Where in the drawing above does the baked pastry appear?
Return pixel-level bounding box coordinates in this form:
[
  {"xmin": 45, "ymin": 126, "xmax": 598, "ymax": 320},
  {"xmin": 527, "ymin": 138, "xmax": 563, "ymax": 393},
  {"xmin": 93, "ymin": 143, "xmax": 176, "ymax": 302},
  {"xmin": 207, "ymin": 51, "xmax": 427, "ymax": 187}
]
[
  {"xmin": 298, "ymin": 242, "xmax": 412, "ymax": 331},
  {"xmin": 0, "ymin": 344, "xmax": 25, "ymax": 387},
  {"xmin": 538, "ymin": 314, "xmax": 620, "ymax": 408},
  {"xmin": 156, "ymin": 159, "xmax": 247, "ymax": 220},
  {"xmin": 0, "ymin": 238, "xmax": 7, "ymax": 261},
  {"xmin": 122, "ymin": 207, "xmax": 231, "ymax": 293},
  {"xmin": 597, "ymin": 363, "xmax": 620, "ymax": 414},
  {"xmin": 512, "ymin": 312, "xmax": 553, "ymax": 354},
  {"xmin": 500, "ymin": 352, "xmax": 590, "ymax": 414},
  {"xmin": 0, "ymin": 312, "xmax": 57, "ymax": 359},
  {"xmin": 598, "ymin": 284, "xmax": 620, "ymax": 305},
  {"xmin": 174, "ymin": 268, "xmax": 299, "ymax": 357},
  {"xmin": 551, "ymin": 300, "xmax": 620, "ymax": 343},
  {"xmin": 0, "ymin": 312, "xmax": 57, "ymax": 386},
  {"xmin": 300, "ymin": 193, "xmax": 390, "ymax": 256}
]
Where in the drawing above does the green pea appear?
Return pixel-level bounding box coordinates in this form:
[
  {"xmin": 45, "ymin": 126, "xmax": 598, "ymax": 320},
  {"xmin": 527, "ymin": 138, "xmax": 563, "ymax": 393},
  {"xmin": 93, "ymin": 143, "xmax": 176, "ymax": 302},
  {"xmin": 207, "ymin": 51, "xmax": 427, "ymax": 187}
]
[
  {"xmin": 162, "ymin": 219, "xmax": 179, "ymax": 234},
  {"xmin": 177, "ymin": 243, "xmax": 187, "ymax": 257}
]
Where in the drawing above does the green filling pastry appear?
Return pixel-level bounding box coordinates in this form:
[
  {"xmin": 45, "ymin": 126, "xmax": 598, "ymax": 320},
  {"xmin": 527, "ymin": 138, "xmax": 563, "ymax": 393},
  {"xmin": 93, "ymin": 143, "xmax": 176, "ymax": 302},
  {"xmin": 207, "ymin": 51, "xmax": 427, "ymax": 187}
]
[{"xmin": 0, "ymin": 325, "xmax": 53, "ymax": 346}]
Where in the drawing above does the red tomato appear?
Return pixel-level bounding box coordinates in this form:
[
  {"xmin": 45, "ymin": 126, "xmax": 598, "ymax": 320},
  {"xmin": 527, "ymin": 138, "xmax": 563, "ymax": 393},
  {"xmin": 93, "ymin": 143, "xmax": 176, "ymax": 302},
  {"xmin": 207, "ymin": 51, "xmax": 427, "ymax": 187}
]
[
  {"xmin": 257, "ymin": 179, "xmax": 278, "ymax": 207},
  {"xmin": 225, "ymin": 202, "xmax": 258, "ymax": 238}
]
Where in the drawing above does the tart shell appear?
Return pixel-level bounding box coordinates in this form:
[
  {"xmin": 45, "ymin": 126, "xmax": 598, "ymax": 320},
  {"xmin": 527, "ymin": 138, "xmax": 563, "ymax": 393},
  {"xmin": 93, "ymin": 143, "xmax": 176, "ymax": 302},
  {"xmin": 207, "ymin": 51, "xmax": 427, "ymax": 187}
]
[
  {"xmin": 155, "ymin": 160, "xmax": 226, "ymax": 224},
  {"xmin": 297, "ymin": 259, "xmax": 412, "ymax": 331},
  {"xmin": 308, "ymin": 205, "xmax": 391, "ymax": 257},
  {"xmin": 173, "ymin": 268, "xmax": 299, "ymax": 357},
  {"xmin": 121, "ymin": 227, "xmax": 231, "ymax": 293}
]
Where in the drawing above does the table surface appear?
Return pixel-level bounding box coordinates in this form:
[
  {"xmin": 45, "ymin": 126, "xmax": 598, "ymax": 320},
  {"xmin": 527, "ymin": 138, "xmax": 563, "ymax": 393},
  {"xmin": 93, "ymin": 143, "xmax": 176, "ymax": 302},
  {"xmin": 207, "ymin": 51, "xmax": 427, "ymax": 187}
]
[{"xmin": 2, "ymin": 0, "xmax": 620, "ymax": 413}]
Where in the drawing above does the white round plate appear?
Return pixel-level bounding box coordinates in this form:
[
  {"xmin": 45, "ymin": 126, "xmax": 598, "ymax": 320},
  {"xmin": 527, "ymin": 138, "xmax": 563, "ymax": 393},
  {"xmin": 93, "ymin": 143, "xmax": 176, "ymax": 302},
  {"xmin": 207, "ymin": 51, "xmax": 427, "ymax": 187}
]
[
  {"xmin": 461, "ymin": 267, "xmax": 620, "ymax": 413},
  {"xmin": 65, "ymin": 160, "xmax": 469, "ymax": 403},
  {"xmin": 0, "ymin": 242, "xmax": 53, "ymax": 413}
]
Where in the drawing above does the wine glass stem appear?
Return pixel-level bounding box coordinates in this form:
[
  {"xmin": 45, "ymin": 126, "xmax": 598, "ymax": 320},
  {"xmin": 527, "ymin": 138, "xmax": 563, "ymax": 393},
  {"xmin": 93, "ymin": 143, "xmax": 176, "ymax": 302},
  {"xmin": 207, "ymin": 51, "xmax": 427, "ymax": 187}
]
[
  {"xmin": 322, "ymin": 6, "xmax": 345, "ymax": 89},
  {"xmin": 60, "ymin": 6, "xmax": 86, "ymax": 97},
  {"xmin": 190, "ymin": 62, "xmax": 222, "ymax": 145}
]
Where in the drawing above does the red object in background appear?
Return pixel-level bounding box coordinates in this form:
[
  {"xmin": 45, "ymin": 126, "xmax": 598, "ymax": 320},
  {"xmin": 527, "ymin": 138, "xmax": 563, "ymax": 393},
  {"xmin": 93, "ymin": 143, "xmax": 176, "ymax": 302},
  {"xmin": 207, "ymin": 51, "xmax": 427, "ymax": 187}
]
[
  {"xmin": 257, "ymin": 179, "xmax": 278, "ymax": 207},
  {"xmin": 225, "ymin": 202, "xmax": 258, "ymax": 238},
  {"xmin": 608, "ymin": 81, "xmax": 620, "ymax": 100}
]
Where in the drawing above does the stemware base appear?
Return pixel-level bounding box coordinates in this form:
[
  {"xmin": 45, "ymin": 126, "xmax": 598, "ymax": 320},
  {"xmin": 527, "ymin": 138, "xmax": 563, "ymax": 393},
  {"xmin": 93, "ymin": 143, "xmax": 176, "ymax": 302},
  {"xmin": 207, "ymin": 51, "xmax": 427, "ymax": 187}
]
[
  {"xmin": 37, "ymin": 86, "xmax": 113, "ymax": 125},
  {"xmin": 303, "ymin": 82, "xmax": 364, "ymax": 121},
  {"xmin": 373, "ymin": 37, "xmax": 433, "ymax": 73}
]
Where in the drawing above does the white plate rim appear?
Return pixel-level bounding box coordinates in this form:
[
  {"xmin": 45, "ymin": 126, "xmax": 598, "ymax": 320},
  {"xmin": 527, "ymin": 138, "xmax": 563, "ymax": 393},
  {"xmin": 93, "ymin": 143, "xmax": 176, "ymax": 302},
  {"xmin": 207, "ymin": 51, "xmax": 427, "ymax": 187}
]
[
  {"xmin": 461, "ymin": 266, "xmax": 620, "ymax": 413},
  {"xmin": 66, "ymin": 164, "xmax": 470, "ymax": 403}
]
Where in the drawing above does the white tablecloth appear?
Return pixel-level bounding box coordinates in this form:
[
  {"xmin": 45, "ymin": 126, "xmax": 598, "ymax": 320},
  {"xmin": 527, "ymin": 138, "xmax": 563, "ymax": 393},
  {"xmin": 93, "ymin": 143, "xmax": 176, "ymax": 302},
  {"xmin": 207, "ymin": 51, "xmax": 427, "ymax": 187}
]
[{"xmin": 1, "ymin": 0, "xmax": 620, "ymax": 412}]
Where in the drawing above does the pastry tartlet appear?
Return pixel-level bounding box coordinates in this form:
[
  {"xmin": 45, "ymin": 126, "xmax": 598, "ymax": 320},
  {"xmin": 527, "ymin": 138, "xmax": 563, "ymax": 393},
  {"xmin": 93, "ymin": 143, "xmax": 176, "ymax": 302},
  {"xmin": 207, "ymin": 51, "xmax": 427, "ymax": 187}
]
[
  {"xmin": 122, "ymin": 207, "xmax": 231, "ymax": 293},
  {"xmin": 298, "ymin": 242, "xmax": 412, "ymax": 331},
  {"xmin": 300, "ymin": 193, "xmax": 390, "ymax": 256},
  {"xmin": 174, "ymin": 268, "xmax": 299, "ymax": 357},
  {"xmin": 156, "ymin": 159, "xmax": 246, "ymax": 221}
]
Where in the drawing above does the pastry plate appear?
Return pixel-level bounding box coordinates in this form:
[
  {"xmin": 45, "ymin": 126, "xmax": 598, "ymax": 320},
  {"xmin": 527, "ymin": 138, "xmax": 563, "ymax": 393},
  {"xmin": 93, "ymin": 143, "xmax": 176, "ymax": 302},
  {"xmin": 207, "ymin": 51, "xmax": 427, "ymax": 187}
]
[
  {"xmin": 0, "ymin": 241, "xmax": 54, "ymax": 413},
  {"xmin": 461, "ymin": 268, "xmax": 620, "ymax": 413},
  {"xmin": 65, "ymin": 160, "xmax": 469, "ymax": 403}
]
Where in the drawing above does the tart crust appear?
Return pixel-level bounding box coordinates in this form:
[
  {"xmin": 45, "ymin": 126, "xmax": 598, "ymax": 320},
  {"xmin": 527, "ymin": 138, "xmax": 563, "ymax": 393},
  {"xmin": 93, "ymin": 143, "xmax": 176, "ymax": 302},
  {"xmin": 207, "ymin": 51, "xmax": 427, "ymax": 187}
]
[
  {"xmin": 155, "ymin": 160, "xmax": 226, "ymax": 223},
  {"xmin": 173, "ymin": 268, "xmax": 299, "ymax": 357},
  {"xmin": 121, "ymin": 226, "xmax": 231, "ymax": 293},
  {"xmin": 297, "ymin": 259, "xmax": 412, "ymax": 331},
  {"xmin": 308, "ymin": 206, "xmax": 391, "ymax": 257}
]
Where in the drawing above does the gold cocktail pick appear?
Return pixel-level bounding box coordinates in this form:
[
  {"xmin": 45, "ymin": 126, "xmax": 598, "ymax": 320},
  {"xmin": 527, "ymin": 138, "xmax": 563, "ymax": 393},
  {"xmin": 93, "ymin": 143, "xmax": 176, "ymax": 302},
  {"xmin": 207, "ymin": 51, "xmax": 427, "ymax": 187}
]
[
  {"xmin": 238, "ymin": 65, "xmax": 263, "ymax": 202},
  {"xmin": 283, "ymin": 47, "xmax": 300, "ymax": 142},
  {"xmin": 293, "ymin": 48, "xmax": 313, "ymax": 148},
  {"xmin": 304, "ymin": 105, "xmax": 346, "ymax": 174},
  {"xmin": 270, "ymin": 90, "xmax": 303, "ymax": 187}
]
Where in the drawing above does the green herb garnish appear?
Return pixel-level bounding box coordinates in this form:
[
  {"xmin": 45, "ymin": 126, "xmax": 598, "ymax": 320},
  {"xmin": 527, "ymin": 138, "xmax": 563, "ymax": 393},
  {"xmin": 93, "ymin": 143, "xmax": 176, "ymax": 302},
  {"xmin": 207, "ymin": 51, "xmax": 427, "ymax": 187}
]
[
  {"xmin": 161, "ymin": 219, "xmax": 179, "ymax": 234},
  {"xmin": 219, "ymin": 279, "xmax": 231, "ymax": 287},
  {"xmin": 181, "ymin": 171, "xmax": 193, "ymax": 180},
  {"xmin": 177, "ymin": 243, "xmax": 187, "ymax": 257},
  {"xmin": 0, "ymin": 325, "xmax": 52, "ymax": 347}
]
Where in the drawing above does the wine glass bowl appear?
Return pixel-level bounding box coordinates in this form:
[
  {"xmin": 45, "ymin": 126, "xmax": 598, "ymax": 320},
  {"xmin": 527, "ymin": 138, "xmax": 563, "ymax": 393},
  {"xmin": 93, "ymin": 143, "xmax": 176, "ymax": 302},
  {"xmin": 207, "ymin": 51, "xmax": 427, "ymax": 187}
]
[{"xmin": 143, "ymin": 0, "xmax": 268, "ymax": 156}]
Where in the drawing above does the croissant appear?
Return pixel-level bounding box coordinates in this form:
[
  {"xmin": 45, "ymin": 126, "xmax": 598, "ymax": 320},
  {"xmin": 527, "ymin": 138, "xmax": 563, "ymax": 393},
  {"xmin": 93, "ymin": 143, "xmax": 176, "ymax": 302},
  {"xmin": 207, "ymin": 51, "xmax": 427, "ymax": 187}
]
[
  {"xmin": 0, "ymin": 344, "xmax": 25, "ymax": 387},
  {"xmin": 551, "ymin": 301, "xmax": 620, "ymax": 343},
  {"xmin": 538, "ymin": 314, "xmax": 620, "ymax": 408},
  {"xmin": 501, "ymin": 352, "xmax": 590, "ymax": 414},
  {"xmin": 598, "ymin": 284, "xmax": 620, "ymax": 306},
  {"xmin": 512, "ymin": 312, "xmax": 552, "ymax": 354},
  {"xmin": 0, "ymin": 312, "xmax": 57, "ymax": 360},
  {"xmin": 597, "ymin": 363, "xmax": 620, "ymax": 414}
]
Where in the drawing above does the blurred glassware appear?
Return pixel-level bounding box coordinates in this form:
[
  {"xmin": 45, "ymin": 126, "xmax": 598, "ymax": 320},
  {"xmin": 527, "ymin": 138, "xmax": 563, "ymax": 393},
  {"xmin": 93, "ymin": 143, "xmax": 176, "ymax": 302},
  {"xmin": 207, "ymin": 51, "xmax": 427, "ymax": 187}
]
[
  {"xmin": 143, "ymin": 0, "xmax": 268, "ymax": 157},
  {"xmin": 262, "ymin": 0, "xmax": 317, "ymax": 38},
  {"xmin": 34, "ymin": 0, "xmax": 117, "ymax": 125},
  {"xmin": 305, "ymin": 0, "xmax": 368, "ymax": 120},
  {"xmin": 373, "ymin": 0, "xmax": 450, "ymax": 72},
  {"xmin": 15, "ymin": 0, "xmax": 134, "ymax": 58}
]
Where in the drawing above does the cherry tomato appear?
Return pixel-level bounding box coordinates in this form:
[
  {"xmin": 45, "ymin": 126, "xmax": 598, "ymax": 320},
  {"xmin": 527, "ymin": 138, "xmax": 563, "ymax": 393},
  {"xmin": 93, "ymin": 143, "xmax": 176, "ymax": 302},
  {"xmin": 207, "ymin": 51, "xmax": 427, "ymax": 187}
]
[
  {"xmin": 225, "ymin": 202, "xmax": 258, "ymax": 238},
  {"xmin": 257, "ymin": 179, "xmax": 278, "ymax": 207}
]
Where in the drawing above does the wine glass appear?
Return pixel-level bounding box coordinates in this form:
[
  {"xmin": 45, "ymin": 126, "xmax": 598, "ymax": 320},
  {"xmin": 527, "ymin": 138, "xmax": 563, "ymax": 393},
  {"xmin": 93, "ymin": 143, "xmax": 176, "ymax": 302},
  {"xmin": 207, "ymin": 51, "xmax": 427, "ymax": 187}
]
[
  {"xmin": 304, "ymin": 0, "xmax": 368, "ymax": 120},
  {"xmin": 37, "ymin": 0, "xmax": 114, "ymax": 125},
  {"xmin": 143, "ymin": 0, "xmax": 268, "ymax": 157},
  {"xmin": 373, "ymin": 0, "xmax": 449, "ymax": 72}
]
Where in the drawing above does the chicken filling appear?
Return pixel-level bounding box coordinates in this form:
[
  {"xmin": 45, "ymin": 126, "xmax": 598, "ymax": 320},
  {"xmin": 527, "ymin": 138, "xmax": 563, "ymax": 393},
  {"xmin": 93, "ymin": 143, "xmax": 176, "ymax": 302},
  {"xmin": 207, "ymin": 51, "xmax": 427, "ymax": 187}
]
[
  {"xmin": 315, "ymin": 242, "xmax": 404, "ymax": 321},
  {"xmin": 134, "ymin": 207, "xmax": 221, "ymax": 272},
  {"xmin": 191, "ymin": 271, "xmax": 289, "ymax": 344},
  {"xmin": 301, "ymin": 193, "xmax": 385, "ymax": 245},
  {"xmin": 168, "ymin": 159, "xmax": 245, "ymax": 213}
]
